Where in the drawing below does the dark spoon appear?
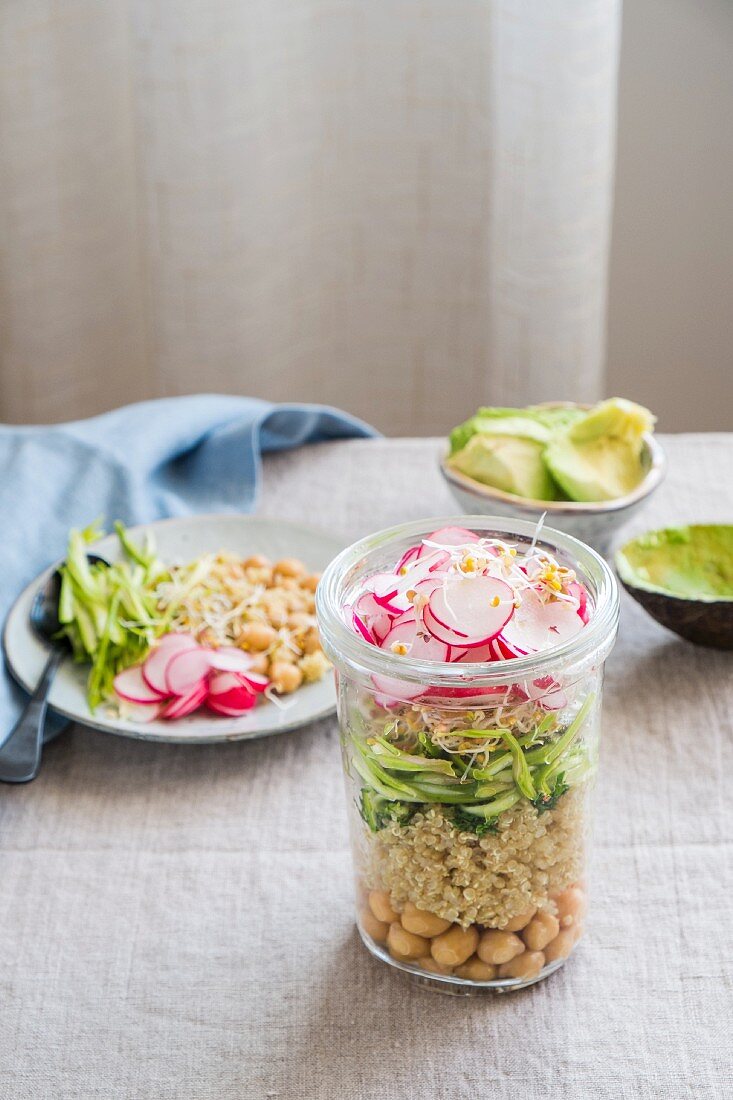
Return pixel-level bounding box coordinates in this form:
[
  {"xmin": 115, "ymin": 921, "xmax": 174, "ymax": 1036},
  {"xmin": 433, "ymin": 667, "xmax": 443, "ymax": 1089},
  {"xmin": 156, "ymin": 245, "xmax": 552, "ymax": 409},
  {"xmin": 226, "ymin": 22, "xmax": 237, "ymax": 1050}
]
[{"xmin": 0, "ymin": 555, "xmax": 109, "ymax": 784}]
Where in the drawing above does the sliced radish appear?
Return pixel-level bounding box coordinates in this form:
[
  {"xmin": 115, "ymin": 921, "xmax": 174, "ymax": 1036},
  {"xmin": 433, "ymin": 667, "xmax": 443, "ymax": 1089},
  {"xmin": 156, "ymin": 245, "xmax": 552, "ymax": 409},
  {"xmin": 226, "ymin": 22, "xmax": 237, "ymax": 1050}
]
[
  {"xmin": 207, "ymin": 698, "xmax": 256, "ymax": 717},
  {"xmin": 165, "ymin": 647, "xmax": 213, "ymax": 696},
  {"xmin": 380, "ymin": 619, "xmax": 450, "ymax": 663},
  {"xmin": 371, "ymin": 674, "xmax": 423, "ymax": 704},
  {"xmin": 353, "ymin": 611, "xmax": 377, "ymax": 645},
  {"xmin": 567, "ymin": 580, "xmax": 590, "ymax": 624},
  {"xmin": 206, "ymin": 647, "xmax": 255, "ymax": 673},
  {"xmin": 207, "ymin": 673, "xmax": 257, "ymax": 711},
  {"xmin": 394, "ymin": 545, "xmax": 422, "ymax": 574},
  {"xmin": 240, "ymin": 672, "xmax": 269, "ymax": 693},
  {"xmin": 422, "ymin": 684, "xmax": 510, "ymax": 702},
  {"xmin": 426, "ymin": 526, "xmax": 481, "ymax": 546},
  {"xmin": 502, "ymin": 589, "xmax": 584, "ymax": 653},
  {"xmin": 143, "ymin": 635, "xmax": 198, "ymax": 694},
  {"xmin": 455, "ymin": 643, "xmax": 495, "ymax": 663},
  {"xmin": 363, "ymin": 572, "xmax": 400, "ymax": 599},
  {"xmin": 114, "ymin": 665, "xmax": 167, "ymax": 704},
  {"xmin": 426, "ymin": 576, "xmax": 514, "ymax": 647},
  {"xmin": 161, "ymin": 680, "xmax": 209, "ymax": 719},
  {"xmin": 397, "ymin": 549, "xmax": 450, "ymax": 589},
  {"xmin": 355, "ymin": 592, "xmax": 392, "ymax": 643}
]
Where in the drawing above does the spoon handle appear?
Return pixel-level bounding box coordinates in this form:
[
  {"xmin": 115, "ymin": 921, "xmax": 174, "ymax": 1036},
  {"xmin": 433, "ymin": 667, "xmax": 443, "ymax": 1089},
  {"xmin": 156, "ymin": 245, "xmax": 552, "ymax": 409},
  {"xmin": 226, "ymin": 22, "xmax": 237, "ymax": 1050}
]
[{"xmin": 0, "ymin": 649, "xmax": 64, "ymax": 783}]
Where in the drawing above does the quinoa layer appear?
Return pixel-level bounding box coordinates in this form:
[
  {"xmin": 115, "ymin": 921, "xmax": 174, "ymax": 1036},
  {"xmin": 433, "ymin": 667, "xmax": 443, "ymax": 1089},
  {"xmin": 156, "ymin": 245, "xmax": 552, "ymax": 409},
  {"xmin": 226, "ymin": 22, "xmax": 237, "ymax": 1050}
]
[{"xmin": 365, "ymin": 786, "xmax": 587, "ymax": 929}]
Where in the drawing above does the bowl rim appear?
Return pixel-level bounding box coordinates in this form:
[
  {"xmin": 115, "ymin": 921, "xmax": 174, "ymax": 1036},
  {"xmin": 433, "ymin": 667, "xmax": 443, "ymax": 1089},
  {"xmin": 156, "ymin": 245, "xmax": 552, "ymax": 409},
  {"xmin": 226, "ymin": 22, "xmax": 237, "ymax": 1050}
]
[{"xmin": 440, "ymin": 412, "xmax": 666, "ymax": 516}]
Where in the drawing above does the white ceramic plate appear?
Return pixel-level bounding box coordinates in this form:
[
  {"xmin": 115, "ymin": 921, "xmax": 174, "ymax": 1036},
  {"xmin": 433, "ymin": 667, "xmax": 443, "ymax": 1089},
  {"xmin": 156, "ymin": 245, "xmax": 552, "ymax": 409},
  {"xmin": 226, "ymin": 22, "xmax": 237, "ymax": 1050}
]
[{"xmin": 3, "ymin": 515, "xmax": 343, "ymax": 744}]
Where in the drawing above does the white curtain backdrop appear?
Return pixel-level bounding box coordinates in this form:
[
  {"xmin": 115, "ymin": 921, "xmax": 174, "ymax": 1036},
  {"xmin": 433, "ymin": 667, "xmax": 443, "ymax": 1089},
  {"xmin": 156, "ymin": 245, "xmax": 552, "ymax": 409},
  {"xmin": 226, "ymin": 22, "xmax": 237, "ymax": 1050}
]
[{"xmin": 0, "ymin": 1, "xmax": 621, "ymax": 434}]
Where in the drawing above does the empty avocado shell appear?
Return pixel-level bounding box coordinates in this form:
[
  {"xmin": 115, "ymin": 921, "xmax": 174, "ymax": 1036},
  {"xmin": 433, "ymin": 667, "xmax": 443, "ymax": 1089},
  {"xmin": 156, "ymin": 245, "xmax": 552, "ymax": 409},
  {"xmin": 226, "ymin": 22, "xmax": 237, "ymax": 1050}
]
[{"xmin": 615, "ymin": 524, "xmax": 733, "ymax": 649}]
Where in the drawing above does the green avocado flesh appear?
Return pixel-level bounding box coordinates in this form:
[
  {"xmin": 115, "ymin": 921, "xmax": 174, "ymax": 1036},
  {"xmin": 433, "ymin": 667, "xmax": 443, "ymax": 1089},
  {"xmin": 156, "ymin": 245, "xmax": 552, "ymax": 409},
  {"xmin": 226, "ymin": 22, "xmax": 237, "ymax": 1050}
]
[
  {"xmin": 616, "ymin": 525, "xmax": 733, "ymax": 602},
  {"xmin": 543, "ymin": 399, "xmax": 655, "ymax": 503},
  {"xmin": 448, "ymin": 399, "xmax": 655, "ymax": 504}
]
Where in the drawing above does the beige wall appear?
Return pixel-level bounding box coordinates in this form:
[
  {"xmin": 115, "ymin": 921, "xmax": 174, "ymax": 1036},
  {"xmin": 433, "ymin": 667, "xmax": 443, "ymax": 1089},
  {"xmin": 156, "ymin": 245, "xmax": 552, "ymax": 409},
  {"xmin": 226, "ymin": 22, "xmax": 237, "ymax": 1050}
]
[{"xmin": 607, "ymin": 0, "xmax": 733, "ymax": 431}]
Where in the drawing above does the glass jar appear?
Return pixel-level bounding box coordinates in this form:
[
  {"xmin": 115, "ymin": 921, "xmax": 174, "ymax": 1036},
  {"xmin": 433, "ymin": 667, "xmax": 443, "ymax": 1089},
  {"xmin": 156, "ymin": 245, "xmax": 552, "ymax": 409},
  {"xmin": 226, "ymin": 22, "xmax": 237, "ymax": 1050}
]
[{"xmin": 316, "ymin": 516, "xmax": 619, "ymax": 993}]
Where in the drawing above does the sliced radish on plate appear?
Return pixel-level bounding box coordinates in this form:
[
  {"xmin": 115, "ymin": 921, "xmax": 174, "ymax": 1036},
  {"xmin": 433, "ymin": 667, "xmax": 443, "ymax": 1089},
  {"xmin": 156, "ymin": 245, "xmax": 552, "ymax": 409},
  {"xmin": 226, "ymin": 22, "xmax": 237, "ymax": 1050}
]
[
  {"xmin": 206, "ymin": 647, "xmax": 255, "ymax": 673},
  {"xmin": 143, "ymin": 634, "xmax": 198, "ymax": 694},
  {"xmin": 114, "ymin": 665, "xmax": 167, "ymax": 704},
  {"xmin": 161, "ymin": 680, "xmax": 209, "ymax": 719},
  {"xmin": 165, "ymin": 647, "xmax": 213, "ymax": 696},
  {"xmin": 119, "ymin": 701, "xmax": 164, "ymax": 723}
]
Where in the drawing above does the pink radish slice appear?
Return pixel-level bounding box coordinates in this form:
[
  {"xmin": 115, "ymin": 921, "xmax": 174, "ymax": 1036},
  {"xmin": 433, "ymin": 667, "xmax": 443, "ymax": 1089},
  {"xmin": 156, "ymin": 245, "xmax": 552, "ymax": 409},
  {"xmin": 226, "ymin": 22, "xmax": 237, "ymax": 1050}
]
[
  {"xmin": 354, "ymin": 592, "xmax": 392, "ymax": 642},
  {"xmin": 422, "ymin": 684, "xmax": 510, "ymax": 702},
  {"xmin": 143, "ymin": 635, "xmax": 198, "ymax": 694},
  {"xmin": 426, "ymin": 526, "xmax": 481, "ymax": 546},
  {"xmin": 380, "ymin": 620, "xmax": 450, "ymax": 663},
  {"xmin": 372, "ymin": 589, "xmax": 411, "ymax": 615},
  {"xmin": 397, "ymin": 550, "xmax": 450, "ymax": 589},
  {"xmin": 426, "ymin": 576, "xmax": 514, "ymax": 647},
  {"xmin": 423, "ymin": 604, "xmax": 469, "ymax": 647},
  {"xmin": 209, "ymin": 684, "xmax": 257, "ymax": 711},
  {"xmin": 206, "ymin": 647, "xmax": 255, "ymax": 673},
  {"xmin": 394, "ymin": 545, "xmax": 422, "ymax": 574},
  {"xmin": 207, "ymin": 697, "xmax": 256, "ymax": 717},
  {"xmin": 165, "ymin": 647, "xmax": 213, "ymax": 696},
  {"xmin": 566, "ymin": 580, "xmax": 590, "ymax": 624},
  {"xmin": 502, "ymin": 589, "xmax": 584, "ymax": 653},
  {"xmin": 494, "ymin": 634, "xmax": 529, "ymax": 659},
  {"xmin": 240, "ymin": 672, "xmax": 269, "ymax": 693},
  {"xmin": 161, "ymin": 681, "xmax": 208, "ymax": 719},
  {"xmin": 363, "ymin": 572, "xmax": 400, "ymax": 599},
  {"xmin": 455, "ymin": 643, "xmax": 496, "ymax": 663},
  {"xmin": 371, "ymin": 674, "xmax": 423, "ymax": 703},
  {"xmin": 353, "ymin": 612, "xmax": 377, "ymax": 645},
  {"xmin": 114, "ymin": 665, "xmax": 168, "ymax": 704}
]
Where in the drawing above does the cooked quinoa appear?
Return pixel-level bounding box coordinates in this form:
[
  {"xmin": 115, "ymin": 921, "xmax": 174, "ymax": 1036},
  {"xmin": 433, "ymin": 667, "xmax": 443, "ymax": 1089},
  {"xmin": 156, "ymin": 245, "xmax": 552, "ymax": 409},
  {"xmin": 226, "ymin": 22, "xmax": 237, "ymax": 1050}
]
[{"xmin": 364, "ymin": 785, "xmax": 587, "ymax": 929}]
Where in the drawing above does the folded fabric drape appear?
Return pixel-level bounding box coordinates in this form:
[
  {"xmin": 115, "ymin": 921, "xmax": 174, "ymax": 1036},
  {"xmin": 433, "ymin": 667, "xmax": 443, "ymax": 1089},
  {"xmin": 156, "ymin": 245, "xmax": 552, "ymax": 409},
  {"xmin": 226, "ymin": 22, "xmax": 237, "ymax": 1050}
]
[{"xmin": 0, "ymin": 395, "xmax": 377, "ymax": 739}]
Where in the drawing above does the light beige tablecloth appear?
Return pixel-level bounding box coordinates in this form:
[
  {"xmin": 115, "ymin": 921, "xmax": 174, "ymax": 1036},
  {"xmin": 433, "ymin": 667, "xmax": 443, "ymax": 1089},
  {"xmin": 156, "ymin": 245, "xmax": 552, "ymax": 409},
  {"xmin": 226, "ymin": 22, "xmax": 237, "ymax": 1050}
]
[{"xmin": 2, "ymin": 435, "xmax": 732, "ymax": 1100}]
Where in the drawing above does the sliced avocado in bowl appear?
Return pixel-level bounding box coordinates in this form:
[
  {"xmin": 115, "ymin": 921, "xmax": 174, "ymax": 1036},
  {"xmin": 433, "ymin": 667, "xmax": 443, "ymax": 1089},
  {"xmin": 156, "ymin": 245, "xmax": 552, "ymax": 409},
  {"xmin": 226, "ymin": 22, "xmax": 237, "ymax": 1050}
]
[
  {"xmin": 544, "ymin": 398, "xmax": 655, "ymax": 503},
  {"xmin": 616, "ymin": 524, "xmax": 733, "ymax": 649}
]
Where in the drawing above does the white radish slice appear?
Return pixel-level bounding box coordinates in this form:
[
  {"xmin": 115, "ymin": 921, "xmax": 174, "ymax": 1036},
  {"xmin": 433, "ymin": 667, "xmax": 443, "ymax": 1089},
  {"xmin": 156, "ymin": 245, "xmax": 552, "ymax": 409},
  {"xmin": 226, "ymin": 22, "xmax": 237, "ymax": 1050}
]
[
  {"xmin": 394, "ymin": 545, "xmax": 422, "ymax": 574},
  {"xmin": 161, "ymin": 681, "xmax": 209, "ymax": 719},
  {"xmin": 363, "ymin": 572, "xmax": 400, "ymax": 599},
  {"xmin": 114, "ymin": 665, "xmax": 167, "ymax": 703},
  {"xmin": 371, "ymin": 674, "xmax": 423, "ymax": 704},
  {"xmin": 502, "ymin": 589, "xmax": 584, "ymax": 653},
  {"xmin": 355, "ymin": 592, "xmax": 392, "ymax": 642},
  {"xmin": 353, "ymin": 612, "xmax": 377, "ymax": 645},
  {"xmin": 423, "ymin": 603, "xmax": 469, "ymax": 647},
  {"xmin": 206, "ymin": 647, "xmax": 255, "ymax": 673},
  {"xmin": 207, "ymin": 672, "xmax": 257, "ymax": 711},
  {"xmin": 426, "ymin": 576, "xmax": 514, "ymax": 647},
  {"xmin": 207, "ymin": 696, "xmax": 256, "ymax": 717},
  {"xmin": 426, "ymin": 526, "xmax": 481, "ymax": 546},
  {"xmin": 397, "ymin": 549, "xmax": 450, "ymax": 588},
  {"xmin": 240, "ymin": 672, "xmax": 269, "ymax": 693},
  {"xmin": 143, "ymin": 635, "xmax": 198, "ymax": 694},
  {"xmin": 380, "ymin": 619, "xmax": 450, "ymax": 663},
  {"xmin": 567, "ymin": 580, "xmax": 590, "ymax": 624},
  {"xmin": 422, "ymin": 684, "xmax": 510, "ymax": 703},
  {"xmin": 165, "ymin": 647, "xmax": 213, "ymax": 696},
  {"xmin": 454, "ymin": 642, "xmax": 495, "ymax": 663}
]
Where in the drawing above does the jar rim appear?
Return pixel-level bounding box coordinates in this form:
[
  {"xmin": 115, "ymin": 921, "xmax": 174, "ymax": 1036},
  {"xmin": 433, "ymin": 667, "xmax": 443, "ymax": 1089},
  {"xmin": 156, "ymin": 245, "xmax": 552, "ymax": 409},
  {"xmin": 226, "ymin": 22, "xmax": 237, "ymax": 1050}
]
[{"xmin": 316, "ymin": 515, "xmax": 619, "ymax": 687}]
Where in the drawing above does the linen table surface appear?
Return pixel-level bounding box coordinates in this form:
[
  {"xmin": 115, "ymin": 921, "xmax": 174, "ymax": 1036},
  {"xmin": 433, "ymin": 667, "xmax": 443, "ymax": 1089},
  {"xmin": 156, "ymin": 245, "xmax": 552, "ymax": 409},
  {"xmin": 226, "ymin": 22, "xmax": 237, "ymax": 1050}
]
[{"xmin": 1, "ymin": 434, "xmax": 731, "ymax": 1100}]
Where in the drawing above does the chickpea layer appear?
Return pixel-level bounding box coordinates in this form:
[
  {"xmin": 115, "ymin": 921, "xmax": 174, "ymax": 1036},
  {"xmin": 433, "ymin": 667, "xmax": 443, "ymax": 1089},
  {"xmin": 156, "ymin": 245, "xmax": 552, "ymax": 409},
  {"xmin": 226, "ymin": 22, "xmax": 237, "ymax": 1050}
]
[{"xmin": 359, "ymin": 884, "xmax": 588, "ymax": 986}]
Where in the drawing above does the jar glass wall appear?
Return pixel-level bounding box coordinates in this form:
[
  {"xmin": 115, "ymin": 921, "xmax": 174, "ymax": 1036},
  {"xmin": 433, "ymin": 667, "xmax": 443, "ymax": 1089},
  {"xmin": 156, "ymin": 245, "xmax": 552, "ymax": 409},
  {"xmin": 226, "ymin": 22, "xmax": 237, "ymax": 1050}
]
[{"xmin": 317, "ymin": 517, "xmax": 618, "ymax": 993}]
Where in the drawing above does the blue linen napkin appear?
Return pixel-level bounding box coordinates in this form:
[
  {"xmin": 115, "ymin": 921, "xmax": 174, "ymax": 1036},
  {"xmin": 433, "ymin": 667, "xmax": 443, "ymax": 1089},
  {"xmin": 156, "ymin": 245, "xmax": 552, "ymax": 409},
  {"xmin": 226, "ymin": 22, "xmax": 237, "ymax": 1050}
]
[{"xmin": 0, "ymin": 395, "xmax": 377, "ymax": 742}]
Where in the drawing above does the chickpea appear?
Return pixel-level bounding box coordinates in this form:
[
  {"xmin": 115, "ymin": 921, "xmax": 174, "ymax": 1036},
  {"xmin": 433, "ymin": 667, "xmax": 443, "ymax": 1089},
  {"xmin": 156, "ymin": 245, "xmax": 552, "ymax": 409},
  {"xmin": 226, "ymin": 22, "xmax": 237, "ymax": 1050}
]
[
  {"xmin": 387, "ymin": 923, "xmax": 429, "ymax": 961},
  {"xmin": 196, "ymin": 627, "xmax": 218, "ymax": 647},
  {"xmin": 270, "ymin": 662, "xmax": 303, "ymax": 694},
  {"xmin": 237, "ymin": 622, "xmax": 278, "ymax": 652},
  {"xmin": 246, "ymin": 566, "xmax": 274, "ymax": 586},
  {"xmin": 274, "ymin": 557, "xmax": 306, "ymax": 579},
  {"xmin": 288, "ymin": 612, "xmax": 314, "ymax": 632},
  {"xmin": 418, "ymin": 956, "xmax": 453, "ymax": 976},
  {"xmin": 431, "ymin": 925, "xmax": 479, "ymax": 967},
  {"xmin": 301, "ymin": 627, "xmax": 322, "ymax": 655},
  {"xmin": 300, "ymin": 573, "xmax": 321, "ymax": 593},
  {"xmin": 269, "ymin": 645, "xmax": 297, "ymax": 665},
  {"xmin": 553, "ymin": 886, "xmax": 587, "ymax": 929},
  {"xmin": 361, "ymin": 909, "xmax": 389, "ymax": 945},
  {"xmin": 477, "ymin": 930, "xmax": 525, "ymax": 966},
  {"xmin": 504, "ymin": 906, "xmax": 537, "ymax": 932},
  {"xmin": 400, "ymin": 902, "xmax": 451, "ymax": 939},
  {"xmin": 544, "ymin": 929, "xmax": 576, "ymax": 963},
  {"xmin": 455, "ymin": 956, "xmax": 497, "ymax": 982},
  {"xmin": 522, "ymin": 911, "xmax": 560, "ymax": 952},
  {"xmin": 262, "ymin": 597, "xmax": 288, "ymax": 625},
  {"xmin": 498, "ymin": 951, "xmax": 545, "ymax": 981},
  {"xmin": 244, "ymin": 554, "xmax": 271, "ymax": 569},
  {"xmin": 368, "ymin": 890, "xmax": 398, "ymax": 924}
]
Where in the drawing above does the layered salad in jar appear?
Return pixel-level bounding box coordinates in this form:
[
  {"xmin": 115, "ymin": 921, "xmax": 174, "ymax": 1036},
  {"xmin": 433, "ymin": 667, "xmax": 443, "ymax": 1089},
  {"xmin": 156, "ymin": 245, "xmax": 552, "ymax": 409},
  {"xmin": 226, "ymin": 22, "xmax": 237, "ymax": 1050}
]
[{"xmin": 332, "ymin": 524, "xmax": 605, "ymax": 989}]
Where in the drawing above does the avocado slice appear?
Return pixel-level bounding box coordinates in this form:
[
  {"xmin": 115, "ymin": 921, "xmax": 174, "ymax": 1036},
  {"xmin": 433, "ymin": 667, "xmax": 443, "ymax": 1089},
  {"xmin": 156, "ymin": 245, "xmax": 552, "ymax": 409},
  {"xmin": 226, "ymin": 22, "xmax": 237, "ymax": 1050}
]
[
  {"xmin": 543, "ymin": 398, "xmax": 655, "ymax": 502},
  {"xmin": 448, "ymin": 404, "xmax": 583, "ymax": 456},
  {"xmin": 615, "ymin": 525, "xmax": 733, "ymax": 650},
  {"xmin": 448, "ymin": 432, "xmax": 560, "ymax": 500}
]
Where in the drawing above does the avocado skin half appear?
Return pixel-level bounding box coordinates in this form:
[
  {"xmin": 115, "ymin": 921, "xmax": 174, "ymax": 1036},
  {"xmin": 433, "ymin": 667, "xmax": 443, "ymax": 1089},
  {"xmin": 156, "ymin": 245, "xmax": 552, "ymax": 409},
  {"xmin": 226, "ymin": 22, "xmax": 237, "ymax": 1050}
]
[{"xmin": 619, "ymin": 581, "xmax": 733, "ymax": 650}]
